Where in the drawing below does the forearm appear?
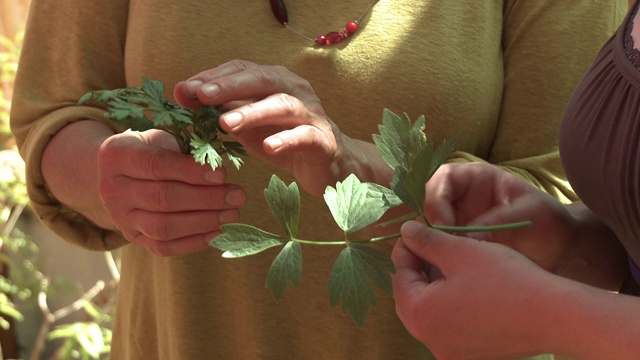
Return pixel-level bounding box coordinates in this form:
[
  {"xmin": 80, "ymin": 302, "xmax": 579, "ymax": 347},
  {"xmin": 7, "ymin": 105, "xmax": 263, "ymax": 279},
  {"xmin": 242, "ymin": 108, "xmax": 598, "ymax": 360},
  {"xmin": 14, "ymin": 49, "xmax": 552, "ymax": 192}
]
[
  {"xmin": 41, "ymin": 120, "xmax": 116, "ymax": 230},
  {"xmin": 541, "ymin": 277, "xmax": 640, "ymax": 358},
  {"xmin": 555, "ymin": 202, "xmax": 628, "ymax": 291}
]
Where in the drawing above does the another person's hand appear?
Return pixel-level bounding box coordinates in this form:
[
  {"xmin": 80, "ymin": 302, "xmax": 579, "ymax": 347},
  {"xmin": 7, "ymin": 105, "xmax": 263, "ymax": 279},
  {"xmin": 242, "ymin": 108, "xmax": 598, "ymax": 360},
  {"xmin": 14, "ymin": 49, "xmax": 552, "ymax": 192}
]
[
  {"xmin": 392, "ymin": 220, "xmax": 561, "ymax": 359},
  {"xmin": 174, "ymin": 59, "xmax": 384, "ymax": 197},
  {"xmin": 97, "ymin": 128, "xmax": 246, "ymax": 256},
  {"xmin": 424, "ymin": 162, "xmax": 575, "ymax": 272}
]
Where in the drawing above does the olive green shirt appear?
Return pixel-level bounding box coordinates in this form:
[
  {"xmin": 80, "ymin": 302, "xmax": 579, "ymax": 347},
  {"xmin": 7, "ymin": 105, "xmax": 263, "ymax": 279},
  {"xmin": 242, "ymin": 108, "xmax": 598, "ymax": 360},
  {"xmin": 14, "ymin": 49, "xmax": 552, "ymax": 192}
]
[{"xmin": 11, "ymin": 0, "xmax": 625, "ymax": 358}]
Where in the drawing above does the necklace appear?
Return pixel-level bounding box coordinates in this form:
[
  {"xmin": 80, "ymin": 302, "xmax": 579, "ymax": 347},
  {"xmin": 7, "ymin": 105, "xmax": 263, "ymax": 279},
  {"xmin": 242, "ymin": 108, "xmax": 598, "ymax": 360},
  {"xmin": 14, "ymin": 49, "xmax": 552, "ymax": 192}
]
[{"xmin": 269, "ymin": 0, "xmax": 379, "ymax": 46}]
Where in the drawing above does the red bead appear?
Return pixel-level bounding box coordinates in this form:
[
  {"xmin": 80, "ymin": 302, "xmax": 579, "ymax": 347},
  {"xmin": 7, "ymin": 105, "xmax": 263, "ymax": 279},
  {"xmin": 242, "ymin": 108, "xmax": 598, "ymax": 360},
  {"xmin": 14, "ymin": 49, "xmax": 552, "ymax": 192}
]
[
  {"xmin": 270, "ymin": 0, "xmax": 288, "ymax": 25},
  {"xmin": 316, "ymin": 35, "xmax": 327, "ymax": 45},
  {"xmin": 346, "ymin": 21, "xmax": 358, "ymax": 33},
  {"xmin": 324, "ymin": 31, "xmax": 344, "ymax": 44}
]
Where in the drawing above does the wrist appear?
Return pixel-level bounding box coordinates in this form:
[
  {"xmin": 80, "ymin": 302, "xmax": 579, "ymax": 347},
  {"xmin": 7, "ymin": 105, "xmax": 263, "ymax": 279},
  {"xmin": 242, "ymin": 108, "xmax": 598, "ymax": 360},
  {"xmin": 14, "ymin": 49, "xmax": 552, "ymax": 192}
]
[
  {"xmin": 555, "ymin": 202, "xmax": 627, "ymax": 290},
  {"xmin": 42, "ymin": 120, "xmax": 115, "ymax": 230}
]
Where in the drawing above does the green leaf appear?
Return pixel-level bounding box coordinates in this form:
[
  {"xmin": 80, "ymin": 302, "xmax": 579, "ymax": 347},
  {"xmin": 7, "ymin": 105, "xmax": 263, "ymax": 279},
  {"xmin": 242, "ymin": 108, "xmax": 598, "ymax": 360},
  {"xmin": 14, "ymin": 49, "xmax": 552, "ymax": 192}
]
[
  {"xmin": 323, "ymin": 174, "xmax": 390, "ymax": 235},
  {"xmin": 365, "ymin": 182, "xmax": 403, "ymax": 208},
  {"xmin": 266, "ymin": 241, "xmax": 303, "ymax": 301},
  {"xmin": 212, "ymin": 224, "xmax": 288, "ymax": 258},
  {"xmin": 0, "ymin": 302, "xmax": 23, "ymax": 322},
  {"xmin": 77, "ymin": 323, "xmax": 104, "ymax": 357},
  {"xmin": 264, "ymin": 175, "xmax": 300, "ymax": 237},
  {"xmin": 372, "ymin": 109, "xmax": 427, "ymax": 171},
  {"xmin": 350, "ymin": 243, "xmax": 395, "ymax": 296},
  {"xmin": 141, "ymin": 76, "xmax": 165, "ymax": 102},
  {"xmin": 327, "ymin": 246, "xmax": 377, "ymax": 327},
  {"xmin": 400, "ymin": 143, "xmax": 434, "ymax": 213},
  {"xmin": 190, "ymin": 134, "xmax": 223, "ymax": 170},
  {"xmin": 429, "ymin": 137, "xmax": 457, "ymax": 178},
  {"xmin": 77, "ymin": 92, "xmax": 94, "ymax": 105},
  {"xmin": 226, "ymin": 152, "xmax": 244, "ymax": 170}
]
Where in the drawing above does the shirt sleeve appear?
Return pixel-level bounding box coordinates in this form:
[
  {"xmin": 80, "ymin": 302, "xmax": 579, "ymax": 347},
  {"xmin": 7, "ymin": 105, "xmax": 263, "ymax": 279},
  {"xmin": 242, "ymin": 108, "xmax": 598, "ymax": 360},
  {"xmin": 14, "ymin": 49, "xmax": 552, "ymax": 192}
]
[
  {"xmin": 10, "ymin": 0, "xmax": 130, "ymax": 250},
  {"xmin": 448, "ymin": 0, "xmax": 626, "ymax": 204}
]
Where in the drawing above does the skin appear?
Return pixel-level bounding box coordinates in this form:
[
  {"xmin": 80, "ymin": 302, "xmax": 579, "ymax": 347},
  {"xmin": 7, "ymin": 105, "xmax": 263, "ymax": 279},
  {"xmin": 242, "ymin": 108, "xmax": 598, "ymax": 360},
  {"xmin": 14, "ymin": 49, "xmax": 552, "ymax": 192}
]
[
  {"xmin": 391, "ymin": 163, "xmax": 637, "ymax": 359},
  {"xmin": 173, "ymin": 59, "xmax": 393, "ymax": 197},
  {"xmin": 41, "ymin": 121, "xmax": 245, "ymax": 256},
  {"xmin": 41, "ymin": 59, "xmax": 396, "ymax": 256}
]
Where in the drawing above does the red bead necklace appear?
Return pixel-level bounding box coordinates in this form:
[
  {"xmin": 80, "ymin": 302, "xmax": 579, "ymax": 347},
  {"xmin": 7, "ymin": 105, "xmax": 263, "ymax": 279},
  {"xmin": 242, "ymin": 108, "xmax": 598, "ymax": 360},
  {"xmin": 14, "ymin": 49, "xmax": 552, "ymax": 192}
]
[{"xmin": 269, "ymin": 0, "xmax": 379, "ymax": 46}]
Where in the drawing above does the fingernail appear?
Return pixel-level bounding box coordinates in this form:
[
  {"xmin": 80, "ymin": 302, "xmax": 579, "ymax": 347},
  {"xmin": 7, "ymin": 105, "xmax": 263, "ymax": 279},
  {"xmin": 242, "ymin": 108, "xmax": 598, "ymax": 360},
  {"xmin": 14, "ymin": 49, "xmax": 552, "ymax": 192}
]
[
  {"xmin": 401, "ymin": 221, "xmax": 425, "ymax": 239},
  {"xmin": 266, "ymin": 137, "xmax": 283, "ymax": 151},
  {"xmin": 223, "ymin": 112, "xmax": 243, "ymax": 129},
  {"xmin": 219, "ymin": 209, "xmax": 240, "ymax": 224},
  {"xmin": 201, "ymin": 83, "xmax": 220, "ymax": 98},
  {"xmin": 225, "ymin": 188, "xmax": 246, "ymax": 206},
  {"xmin": 185, "ymin": 80, "xmax": 202, "ymax": 97}
]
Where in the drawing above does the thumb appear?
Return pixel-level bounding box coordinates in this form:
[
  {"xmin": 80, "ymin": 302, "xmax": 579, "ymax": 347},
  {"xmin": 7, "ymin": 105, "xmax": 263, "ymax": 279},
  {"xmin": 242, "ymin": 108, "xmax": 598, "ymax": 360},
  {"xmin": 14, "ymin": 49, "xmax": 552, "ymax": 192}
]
[
  {"xmin": 137, "ymin": 129, "xmax": 181, "ymax": 152},
  {"xmin": 400, "ymin": 220, "xmax": 467, "ymax": 274}
]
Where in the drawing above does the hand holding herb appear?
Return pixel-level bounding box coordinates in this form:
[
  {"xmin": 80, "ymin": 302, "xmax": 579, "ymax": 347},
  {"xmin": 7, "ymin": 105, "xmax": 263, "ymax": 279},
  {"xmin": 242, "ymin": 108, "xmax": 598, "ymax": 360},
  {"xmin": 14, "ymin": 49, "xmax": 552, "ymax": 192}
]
[{"xmin": 80, "ymin": 77, "xmax": 531, "ymax": 327}]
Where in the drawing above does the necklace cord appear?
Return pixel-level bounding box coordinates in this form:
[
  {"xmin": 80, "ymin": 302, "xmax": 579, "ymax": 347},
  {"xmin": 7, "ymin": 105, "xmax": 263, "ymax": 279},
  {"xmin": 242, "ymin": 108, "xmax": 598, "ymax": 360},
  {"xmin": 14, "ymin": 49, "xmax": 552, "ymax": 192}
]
[{"xmin": 269, "ymin": 0, "xmax": 379, "ymax": 46}]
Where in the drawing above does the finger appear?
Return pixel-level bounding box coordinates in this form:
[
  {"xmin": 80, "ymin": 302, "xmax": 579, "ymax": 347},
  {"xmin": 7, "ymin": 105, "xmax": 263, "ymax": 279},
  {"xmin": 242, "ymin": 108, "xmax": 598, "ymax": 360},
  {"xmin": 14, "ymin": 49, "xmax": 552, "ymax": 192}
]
[
  {"xmin": 126, "ymin": 209, "xmax": 240, "ymax": 241},
  {"xmin": 102, "ymin": 181, "xmax": 246, "ymax": 212},
  {"xmin": 132, "ymin": 231, "xmax": 220, "ymax": 257},
  {"xmin": 174, "ymin": 60, "xmax": 260, "ymax": 105},
  {"xmin": 196, "ymin": 65, "xmax": 319, "ymax": 107},
  {"xmin": 391, "ymin": 237, "xmax": 430, "ymax": 319},
  {"xmin": 219, "ymin": 92, "xmax": 325, "ymax": 130},
  {"xmin": 173, "ymin": 81, "xmax": 206, "ymax": 110},
  {"xmin": 263, "ymin": 125, "xmax": 335, "ymax": 155},
  {"xmin": 399, "ymin": 220, "xmax": 466, "ymax": 273},
  {"xmin": 99, "ymin": 133, "xmax": 228, "ymax": 185}
]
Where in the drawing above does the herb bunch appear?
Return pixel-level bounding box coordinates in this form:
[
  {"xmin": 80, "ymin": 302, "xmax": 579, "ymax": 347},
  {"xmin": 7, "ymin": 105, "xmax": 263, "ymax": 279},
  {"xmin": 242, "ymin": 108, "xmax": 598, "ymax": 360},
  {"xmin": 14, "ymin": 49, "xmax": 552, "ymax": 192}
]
[
  {"xmin": 78, "ymin": 77, "xmax": 245, "ymax": 170},
  {"xmin": 80, "ymin": 78, "xmax": 531, "ymax": 327}
]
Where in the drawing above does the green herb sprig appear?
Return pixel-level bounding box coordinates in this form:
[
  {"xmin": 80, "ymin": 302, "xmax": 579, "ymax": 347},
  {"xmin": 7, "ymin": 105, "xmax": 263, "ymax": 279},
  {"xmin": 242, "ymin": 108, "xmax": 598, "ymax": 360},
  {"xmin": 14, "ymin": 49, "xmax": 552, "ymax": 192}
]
[
  {"xmin": 80, "ymin": 78, "xmax": 531, "ymax": 327},
  {"xmin": 78, "ymin": 77, "xmax": 245, "ymax": 170}
]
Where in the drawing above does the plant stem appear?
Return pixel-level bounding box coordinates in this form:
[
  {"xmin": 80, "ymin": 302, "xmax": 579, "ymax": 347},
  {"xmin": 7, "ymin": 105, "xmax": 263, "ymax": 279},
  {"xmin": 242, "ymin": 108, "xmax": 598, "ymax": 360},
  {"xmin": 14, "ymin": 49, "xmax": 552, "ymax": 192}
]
[
  {"xmin": 289, "ymin": 220, "xmax": 532, "ymax": 246},
  {"xmin": 432, "ymin": 220, "xmax": 532, "ymax": 233}
]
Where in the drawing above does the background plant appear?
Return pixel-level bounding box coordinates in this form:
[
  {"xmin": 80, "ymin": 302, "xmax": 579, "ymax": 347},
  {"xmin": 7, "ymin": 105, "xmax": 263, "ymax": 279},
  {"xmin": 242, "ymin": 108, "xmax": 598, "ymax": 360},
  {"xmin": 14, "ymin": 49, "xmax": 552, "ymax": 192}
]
[{"xmin": 1, "ymin": 30, "xmax": 117, "ymax": 360}]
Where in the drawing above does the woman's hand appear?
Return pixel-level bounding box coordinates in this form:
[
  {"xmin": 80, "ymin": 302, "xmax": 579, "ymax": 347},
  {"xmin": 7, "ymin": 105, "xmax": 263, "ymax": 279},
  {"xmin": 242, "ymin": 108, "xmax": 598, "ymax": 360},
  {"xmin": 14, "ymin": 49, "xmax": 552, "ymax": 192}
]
[
  {"xmin": 424, "ymin": 162, "xmax": 576, "ymax": 272},
  {"xmin": 173, "ymin": 59, "xmax": 388, "ymax": 197},
  {"xmin": 97, "ymin": 128, "xmax": 246, "ymax": 256},
  {"xmin": 392, "ymin": 220, "xmax": 562, "ymax": 359}
]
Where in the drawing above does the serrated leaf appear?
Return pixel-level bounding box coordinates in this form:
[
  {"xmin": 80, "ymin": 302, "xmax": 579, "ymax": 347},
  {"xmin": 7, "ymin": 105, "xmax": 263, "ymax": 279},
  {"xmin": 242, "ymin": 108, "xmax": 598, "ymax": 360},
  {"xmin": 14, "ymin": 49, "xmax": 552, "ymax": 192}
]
[
  {"xmin": 365, "ymin": 182, "xmax": 403, "ymax": 208},
  {"xmin": 350, "ymin": 243, "xmax": 395, "ymax": 296},
  {"xmin": 141, "ymin": 76, "xmax": 165, "ymax": 102},
  {"xmin": 323, "ymin": 174, "xmax": 389, "ymax": 235},
  {"xmin": 77, "ymin": 92, "xmax": 94, "ymax": 105},
  {"xmin": 212, "ymin": 224, "xmax": 288, "ymax": 258},
  {"xmin": 373, "ymin": 109, "xmax": 427, "ymax": 171},
  {"xmin": 153, "ymin": 109, "xmax": 177, "ymax": 127},
  {"xmin": 226, "ymin": 152, "xmax": 244, "ymax": 170},
  {"xmin": 327, "ymin": 246, "xmax": 377, "ymax": 327},
  {"xmin": 429, "ymin": 137, "xmax": 457, "ymax": 178},
  {"xmin": 401, "ymin": 143, "xmax": 434, "ymax": 212},
  {"xmin": 266, "ymin": 241, "xmax": 302, "ymax": 301},
  {"xmin": 391, "ymin": 169, "xmax": 421, "ymax": 214},
  {"xmin": 190, "ymin": 135, "xmax": 223, "ymax": 170},
  {"xmin": 264, "ymin": 175, "xmax": 300, "ymax": 237},
  {"xmin": 168, "ymin": 107, "xmax": 195, "ymax": 125}
]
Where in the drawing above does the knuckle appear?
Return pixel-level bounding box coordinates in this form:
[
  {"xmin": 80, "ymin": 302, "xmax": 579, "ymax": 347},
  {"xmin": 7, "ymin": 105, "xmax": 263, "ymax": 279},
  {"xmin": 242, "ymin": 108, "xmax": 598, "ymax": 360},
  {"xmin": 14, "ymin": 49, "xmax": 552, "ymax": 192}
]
[
  {"xmin": 274, "ymin": 93, "xmax": 299, "ymax": 115},
  {"xmin": 253, "ymin": 67, "xmax": 278, "ymax": 88},
  {"xmin": 229, "ymin": 59, "xmax": 253, "ymax": 73},
  {"xmin": 143, "ymin": 149, "xmax": 166, "ymax": 180},
  {"xmin": 145, "ymin": 218, "xmax": 170, "ymax": 241},
  {"xmin": 150, "ymin": 185, "xmax": 172, "ymax": 210}
]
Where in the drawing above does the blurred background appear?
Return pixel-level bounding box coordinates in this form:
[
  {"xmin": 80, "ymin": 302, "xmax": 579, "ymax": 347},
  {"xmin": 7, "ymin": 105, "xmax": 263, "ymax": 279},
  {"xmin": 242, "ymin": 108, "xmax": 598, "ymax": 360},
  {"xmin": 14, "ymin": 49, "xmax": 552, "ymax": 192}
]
[{"xmin": 1, "ymin": 1, "xmax": 118, "ymax": 359}]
